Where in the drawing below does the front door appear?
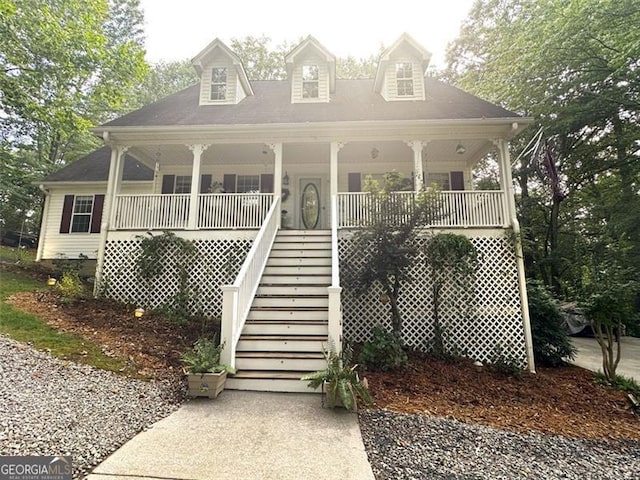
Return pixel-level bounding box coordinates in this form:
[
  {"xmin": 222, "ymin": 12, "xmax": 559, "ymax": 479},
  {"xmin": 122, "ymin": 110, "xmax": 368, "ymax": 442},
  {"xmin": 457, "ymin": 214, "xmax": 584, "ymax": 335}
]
[{"xmin": 300, "ymin": 178, "xmax": 323, "ymax": 229}]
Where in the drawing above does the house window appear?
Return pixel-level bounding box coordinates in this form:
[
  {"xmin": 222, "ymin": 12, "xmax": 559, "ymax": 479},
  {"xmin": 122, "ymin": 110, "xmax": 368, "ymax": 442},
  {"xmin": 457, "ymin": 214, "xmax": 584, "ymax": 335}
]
[
  {"xmin": 210, "ymin": 67, "xmax": 227, "ymax": 100},
  {"xmin": 174, "ymin": 175, "xmax": 192, "ymax": 194},
  {"xmin": 71, "ymin": 195, "xmax": 94, "ymax": 233},
  {"xmin": 396, "ymin": 62, "xmax": 414, "ymax": 96},
  {"xmin": 302, "ymin": 65, "xmax": 319, "ymax": 98},
  {"xmin": 426, "ymin": 172, "xmax": 451, "ymax": 190},
  {"xmin": 236, "ymin": 175, "xmax": 260, "ymax": 193}
]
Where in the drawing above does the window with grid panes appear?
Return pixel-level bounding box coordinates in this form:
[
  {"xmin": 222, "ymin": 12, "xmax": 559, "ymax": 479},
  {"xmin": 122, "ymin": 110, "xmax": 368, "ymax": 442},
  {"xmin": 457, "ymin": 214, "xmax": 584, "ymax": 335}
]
[
  {"xmin": 396, "ymin": 62, "xmax": 414, "ymax": 96},
  {"xmin": 174, "ymin": 175, "xmax": 192, "ymax": 193},
  {"xmin": 210, "ymin": 67, "xmax": 227, "ymax": 100},
  {"xmin": 71, "ymin": 195, "xmax": 94, "ymax": 233},
  {"xmin": 236, "ymin": 175, "xmax": 260, "ymax": 193},
  {"xmin": 302, "ymin": 65, "xmax": 319, "ymax": 98},
  {"xmin": 426, "ymin": 172, "xmax": 451, "ymax": 190}
]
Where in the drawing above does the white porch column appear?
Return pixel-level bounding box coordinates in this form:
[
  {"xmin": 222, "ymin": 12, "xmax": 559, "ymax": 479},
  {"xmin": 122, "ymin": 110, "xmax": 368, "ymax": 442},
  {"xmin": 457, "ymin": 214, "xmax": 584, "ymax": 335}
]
[
  {"xmin": 187, "ymin": 144, "xmax": 208, "ymax": 230},
  {"xmin": 329, "ymin": 141, "xmax": 344, "ymax": 197},
  {"xmin": 406, "ymin": 140, "xmax": 427, "ymax": 192},
  {"xmin": 496, "ymin": 138, "xmax": 536, "ymax": 374},
  {"xmin": 94, "ymin": 145, "xmax": 127, "ymax": 295},
  {"xmin": 268, "ymin": 143, "xmax": 283, "ymax": 225}
]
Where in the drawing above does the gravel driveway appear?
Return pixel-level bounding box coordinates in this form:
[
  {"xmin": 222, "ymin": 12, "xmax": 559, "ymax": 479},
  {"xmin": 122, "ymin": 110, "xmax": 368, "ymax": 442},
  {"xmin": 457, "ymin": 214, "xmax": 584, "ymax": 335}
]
[
  {"xmin": 2, "ymin": 335, "xmax": 639, "ymax": 480},
  {"xmin": 360, "ymin": 410, "xmax": 640, "ymax": 480},
  {"xmin": 0, "ymin": 336, "xmax": 182, "ymax": 479}
]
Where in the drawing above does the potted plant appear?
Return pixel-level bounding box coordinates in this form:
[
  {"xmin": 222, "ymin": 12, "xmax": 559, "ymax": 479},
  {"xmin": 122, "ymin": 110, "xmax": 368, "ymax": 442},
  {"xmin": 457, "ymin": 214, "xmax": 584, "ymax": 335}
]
[
  {"xmin": 301, "ymin": 344, "xmax": 372, "ymax": 412},
  {"xmin": 181, "ymin": 336, "xmax": 235, "ymax": 398}
]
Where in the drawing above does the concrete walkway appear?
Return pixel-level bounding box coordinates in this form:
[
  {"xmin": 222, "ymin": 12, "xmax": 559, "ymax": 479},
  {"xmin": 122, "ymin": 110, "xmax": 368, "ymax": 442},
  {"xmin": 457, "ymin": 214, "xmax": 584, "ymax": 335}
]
[
  {"xmin": 86, "ymin": 390, "xmax": 374, "ymax": 480},
  {"xmin": 571, "ymin": 336, "xmax": 640, "ymax": 382}
]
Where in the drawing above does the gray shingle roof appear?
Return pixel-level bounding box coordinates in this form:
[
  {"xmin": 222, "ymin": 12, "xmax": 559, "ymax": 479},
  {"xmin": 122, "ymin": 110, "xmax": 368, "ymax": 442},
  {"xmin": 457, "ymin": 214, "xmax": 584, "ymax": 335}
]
[
  {"xmin": 43, "ymin": 147, "xmax": 153, "ymax": 182},
  {"xmin": 103, "ymin": 78, "xmax": 521, "ymax": 128}
]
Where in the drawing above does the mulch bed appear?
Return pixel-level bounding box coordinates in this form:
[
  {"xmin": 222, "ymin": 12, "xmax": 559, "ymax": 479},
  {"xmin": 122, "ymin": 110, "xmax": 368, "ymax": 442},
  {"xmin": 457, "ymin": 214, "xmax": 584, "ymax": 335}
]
[{"xmin": 4, "ymin": 263, "xmax": 638, "ymax": 441}]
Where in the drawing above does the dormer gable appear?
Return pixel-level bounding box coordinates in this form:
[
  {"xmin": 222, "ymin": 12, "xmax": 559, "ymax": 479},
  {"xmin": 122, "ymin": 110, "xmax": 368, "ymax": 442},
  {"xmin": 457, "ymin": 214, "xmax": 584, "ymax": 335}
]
[
  {"xmin": 285, "ymin": 36, "xmax": 336, "ymax": 104},
  {"xmin": 374, "ymin": 33, "xmax": 432, "ymax": 101},
  {"xmin": 191, "ymin": 38, "xmax": 253, "ymax": 106}
]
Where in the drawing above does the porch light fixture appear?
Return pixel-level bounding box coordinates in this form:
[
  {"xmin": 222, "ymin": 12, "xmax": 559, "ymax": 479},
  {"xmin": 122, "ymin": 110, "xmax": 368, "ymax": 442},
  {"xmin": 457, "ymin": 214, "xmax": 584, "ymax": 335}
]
[
  {"xmin": 371, "ymin": 147, "xmax": 379, "ymax": 159},
  {"xmin": 283, "ymin": 171, "xmax": 289, "ymax": 186},
  {"xmin": 456, "ymin": 143, "xmax": 466, "ymax": 155},
  {"xmin": 134, "ymin": 307, "xmax": 145, "ymax": 319},
  {"xmin": 46, "ymin": 277, "xmax": 57, "ymax": 287}
]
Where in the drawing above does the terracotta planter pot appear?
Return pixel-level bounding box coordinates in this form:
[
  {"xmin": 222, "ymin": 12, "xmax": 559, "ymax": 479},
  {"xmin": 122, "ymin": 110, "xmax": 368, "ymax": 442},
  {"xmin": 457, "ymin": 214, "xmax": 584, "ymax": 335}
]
[{"xmin": 187, "ymin": 370, "xmax": 227, "ymax": 398}]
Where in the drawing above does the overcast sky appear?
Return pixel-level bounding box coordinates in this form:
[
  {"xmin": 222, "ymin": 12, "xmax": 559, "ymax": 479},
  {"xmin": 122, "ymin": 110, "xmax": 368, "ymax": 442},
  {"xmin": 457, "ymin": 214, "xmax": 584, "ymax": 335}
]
[{"xmin": 139, "ymin": 0, "xmax": 475, "ymax": 69}]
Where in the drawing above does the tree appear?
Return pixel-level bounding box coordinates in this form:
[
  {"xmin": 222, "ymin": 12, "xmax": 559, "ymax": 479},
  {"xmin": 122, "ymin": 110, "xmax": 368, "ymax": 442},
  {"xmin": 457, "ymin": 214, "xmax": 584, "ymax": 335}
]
[
  {"xmin": 0, "ymin": 0, "xmax": 147, "ymax": 233},
  {"xmin": 446, "ymin": 0, "xmax": 640, "ymax": 301},
  {"xmin": 343, "ymin": 172, "xmax": 421, "ymax": 334},
  {"xmin": 230, "ymin": 35, "xmax": 289, "ymax": 80},
  {"xmin": 125, "ymin": 60, "xmax": 198, "ymax": 109}
]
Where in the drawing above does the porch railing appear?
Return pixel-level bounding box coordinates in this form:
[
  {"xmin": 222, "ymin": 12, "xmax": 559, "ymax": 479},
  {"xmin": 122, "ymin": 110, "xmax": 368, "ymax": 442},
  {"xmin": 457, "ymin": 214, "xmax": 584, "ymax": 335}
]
[
  {"xmin": 113, "ymin": 194, "xmax": 190, "ymax": 230},
  {"xmin": 113, "ymin": 193, "xmax": 273, "ymax": 230},
  {"xmin": 198, "ymin": 193, "xmax": 273, "ymax": 229},
  {"xmin": 220, "ymin": 196, "xmax": 281, "ymax": 369},
  {"xmin": 337, "ymin": 190, "xmax": 507, "ymax": 228}
]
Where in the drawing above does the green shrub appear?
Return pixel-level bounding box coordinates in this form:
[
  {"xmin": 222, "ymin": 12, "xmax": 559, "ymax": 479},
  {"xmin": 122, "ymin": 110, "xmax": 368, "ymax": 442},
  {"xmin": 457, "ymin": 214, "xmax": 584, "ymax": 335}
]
[
  {"xmin": 595, "ymin": 372, "xmax": 640, "ymax": 396},
  {"xmin": 527, "ymin": 280, "xmax": 577, "ymax": 367},
  {"xmin": 488, "ymin": 344, "xmax": 522, "ymax": 377},
  {"xmin": 56, "ymin": 271, "xmax": 86, "ymax": 300},
  {"xmin": 358, "ymin": 325, "xmax": 408, "ymax": 371}
]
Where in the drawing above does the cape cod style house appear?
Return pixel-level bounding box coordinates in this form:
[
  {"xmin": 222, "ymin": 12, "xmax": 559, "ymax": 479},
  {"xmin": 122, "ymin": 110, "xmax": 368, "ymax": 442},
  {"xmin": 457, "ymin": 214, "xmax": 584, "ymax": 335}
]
[{"xmin": 37, "ymin": 34, "xmax": 535, "ymax": 391}]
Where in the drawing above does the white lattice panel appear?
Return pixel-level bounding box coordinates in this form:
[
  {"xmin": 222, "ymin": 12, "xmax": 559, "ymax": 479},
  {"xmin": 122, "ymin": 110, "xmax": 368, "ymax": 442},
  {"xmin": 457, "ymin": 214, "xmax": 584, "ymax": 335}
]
[
  {"xmin": 339, "ymin": 230, "xmax": 527, "ymax": 366},
  {"xmin": 100, "ymin": 236, "xmax": 252, "ymax": 318}
]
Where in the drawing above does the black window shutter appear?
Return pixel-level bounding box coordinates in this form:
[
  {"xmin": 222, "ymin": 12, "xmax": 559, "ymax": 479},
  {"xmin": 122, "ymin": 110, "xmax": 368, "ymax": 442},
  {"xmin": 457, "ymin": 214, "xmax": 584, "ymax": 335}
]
[
  {"xmin": 223, "ymin": 174, "xmax": 236, "ymax": 193},
  {"xmin": 260, "ymin": 174, "xmax": 274, "ymax": 193},
  {"xmin": 451, "ymin": 171, "xmax": 464, "ymax": 191},
  {"xmin": 60, "ymin": 195, "xmax": 74, "ymax": 233},
  {"xmin": 90, "ymin": 194, "xmax": 105, "ymax": 233},
  {"xmin": 348, "ymin": 172, "xmax": 361, "ymax": 192},
  {"xmin": 200, "ymin": 174, "xmax": 212, "ymax": 193},
  {"xmin": 161, "ymin": 175, "xmax": 175, "ymax": 194}
]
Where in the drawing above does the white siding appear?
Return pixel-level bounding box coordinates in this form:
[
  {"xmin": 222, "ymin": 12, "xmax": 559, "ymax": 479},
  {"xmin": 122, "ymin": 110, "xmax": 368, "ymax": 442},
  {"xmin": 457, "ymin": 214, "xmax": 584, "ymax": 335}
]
[
  {"xmin": 199, "ymin": 61, "xmax": 239, "ymax": 106},
  {"xmin": 383, "ymin": 58, "xmax": 425, "ymax": 101},
  {"xmin": 40, "ymin": 183, "xmax": 151, "ymax": 260},
  {"xmin": 290, "ymin": 54, "xmax": 330, "ymax": 103}
]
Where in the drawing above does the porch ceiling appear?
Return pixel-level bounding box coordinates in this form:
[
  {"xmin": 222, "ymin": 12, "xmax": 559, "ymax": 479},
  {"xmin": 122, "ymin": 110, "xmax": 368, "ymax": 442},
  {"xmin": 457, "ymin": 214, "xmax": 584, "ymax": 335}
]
[{"xmin": 127, "ymin": 138, "xmax": 495, "ymax": 170}]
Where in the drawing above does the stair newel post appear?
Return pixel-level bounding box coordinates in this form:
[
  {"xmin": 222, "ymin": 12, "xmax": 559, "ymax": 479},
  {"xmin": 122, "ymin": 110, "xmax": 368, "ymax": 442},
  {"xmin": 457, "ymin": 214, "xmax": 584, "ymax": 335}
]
[
  {"xmin": 221, "ymin": 285, "xmax": 239, "ymax": 369},
  {"xmin": 327, "ymin": 286, "xmax": 343, "ymax": 355}
]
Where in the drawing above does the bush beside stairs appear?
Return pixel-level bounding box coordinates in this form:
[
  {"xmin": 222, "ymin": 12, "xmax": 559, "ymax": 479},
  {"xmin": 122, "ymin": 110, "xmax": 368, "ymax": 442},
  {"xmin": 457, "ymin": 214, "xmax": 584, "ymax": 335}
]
[{"xmin": 225, "ymin": 230, "xmax": 330, "ymax": 392}]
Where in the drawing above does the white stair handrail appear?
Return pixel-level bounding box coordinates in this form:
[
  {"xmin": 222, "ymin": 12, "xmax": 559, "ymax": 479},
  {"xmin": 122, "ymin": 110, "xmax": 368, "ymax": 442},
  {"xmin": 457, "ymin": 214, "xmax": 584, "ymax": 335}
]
[
  {"xmin": 221, "ymin": 196, "xmax": 281, "ymax": 368},
  {"xmin": 328, "ymin": 195, "xmax": 342, "ymax": 354}
]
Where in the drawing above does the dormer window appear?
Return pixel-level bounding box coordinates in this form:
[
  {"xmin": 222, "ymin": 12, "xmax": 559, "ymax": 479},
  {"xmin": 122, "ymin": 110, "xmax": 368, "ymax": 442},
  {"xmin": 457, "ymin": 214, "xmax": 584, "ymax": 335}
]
[
  {"xmin": 210, "ymin": 67, "xmax": 228, "ymax": 100},
  {"xmin": 302, "ymin": 65, "xmax": 319, "ymax": 99},
  {"xmin": 396, "ymin": 62, "xmax": 414, "ymax": 96}
]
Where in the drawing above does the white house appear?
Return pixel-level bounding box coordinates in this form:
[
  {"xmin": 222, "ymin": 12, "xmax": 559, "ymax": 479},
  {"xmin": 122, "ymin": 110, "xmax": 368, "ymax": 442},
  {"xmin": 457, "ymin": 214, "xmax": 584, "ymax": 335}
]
[{"xmin": 37, "ymin": 34, "xmax": 535, "ymax": 391}]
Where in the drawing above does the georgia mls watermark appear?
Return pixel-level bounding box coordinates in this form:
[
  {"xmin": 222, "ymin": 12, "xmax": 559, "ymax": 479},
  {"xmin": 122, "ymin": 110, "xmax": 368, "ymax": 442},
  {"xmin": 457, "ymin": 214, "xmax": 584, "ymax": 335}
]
[{"xmin": 0, "ymin": 456, "xmax": 72, "ymax": 480}]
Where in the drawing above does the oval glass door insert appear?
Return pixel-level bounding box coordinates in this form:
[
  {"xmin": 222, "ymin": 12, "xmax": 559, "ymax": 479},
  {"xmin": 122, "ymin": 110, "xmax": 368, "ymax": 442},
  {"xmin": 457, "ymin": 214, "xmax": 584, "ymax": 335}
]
[{"xmin": 301, "ymin": 182, "xmax": 320, "ymax": 229}]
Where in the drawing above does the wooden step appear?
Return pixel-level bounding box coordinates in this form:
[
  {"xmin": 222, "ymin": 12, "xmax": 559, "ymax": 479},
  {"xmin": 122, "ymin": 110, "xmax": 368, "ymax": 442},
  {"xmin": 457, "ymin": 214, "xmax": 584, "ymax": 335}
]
[
  {"xmin": 263, "ymin": 264, "xmax": 331, "ymax": 274},
  {"xmin": 277, "ymin": 230, "xmax": 330, "ymax": 236},
  {"xmin": 243, "ymin": 321, "xmax": 327, "ymax": 336},
  {"xmin": 252, "ymin": 295, "xmax": 329, "ymax": 308},
  {"xmin": 257, "ymin": 285, "xmax": 328, "ymax": 296},
  {"xmin": 260, "ymin": 274, "xmax": 332, "ymax": 285},
  {"xmin": 237, "ymin": 335, "xmax": 327, "ymax": 352},
  {"xmin": 235, "ymin": 352, "xmax": 327, "ymax": 371},
  {"xmin": 247, "ymin": 308, "xmax": 328, "ymax": 321},
  {"xmin": 226, "ymin": 371, "xmax": 320, "ymax": 393},
  {"xmin": 268, "ymin": 249, "xmax": 330, "ymax": 258},
  {"xmin": 272, "ymin": 241, "xmax": 331, "ymax": 250}
]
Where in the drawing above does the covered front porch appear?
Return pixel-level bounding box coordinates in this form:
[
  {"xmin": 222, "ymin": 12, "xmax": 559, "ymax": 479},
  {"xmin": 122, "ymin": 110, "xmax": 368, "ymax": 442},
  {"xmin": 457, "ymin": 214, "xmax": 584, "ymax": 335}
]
[{"xmin": 102, "ymin": 136, "xmax": 518, "ymax": 234}]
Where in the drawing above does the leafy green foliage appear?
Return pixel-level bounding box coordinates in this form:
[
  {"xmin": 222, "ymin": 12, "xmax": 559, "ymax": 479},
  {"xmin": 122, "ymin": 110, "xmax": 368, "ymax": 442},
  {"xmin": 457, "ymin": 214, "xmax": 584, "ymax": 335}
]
[
  {"xmin": 446, "ymin": 0, "xmax": 640, "ymax": 309},
  {"xmin": 488, "ymin": 344, "xmax": 522, "ymax": 378},
  {"xmin": 0, "ymin": 0, "xmax": 147, "ymax": 233},
  {"xmin": 595, "ymin": 372, "xmax": 640, "ymax": 397},
  {"xmin": 423, "ymin": 233, "xmax": 479, "ymax": 356},
  {"xmin": 301, "ymin": 344, "xmax": 372, "ymax": 411},
  {"xmin": 56, "ymin": 271, "xmax": 86, "ymax": 301},
  {"xmin": 358, "ymin": 325, "xmax": 408, "ymax": 372},
  {"xmin": 527, "ymin": 280, "xmax": 576, "ymax": 367},
  {"xmin": 180, "ymin": 336, "xmax": 234, "ymax": 374}
]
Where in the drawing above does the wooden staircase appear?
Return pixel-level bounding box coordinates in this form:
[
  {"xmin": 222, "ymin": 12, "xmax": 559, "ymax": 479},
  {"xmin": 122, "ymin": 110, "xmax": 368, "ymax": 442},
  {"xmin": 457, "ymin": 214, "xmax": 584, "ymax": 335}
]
[{"xmin": 225, "ymin": 230, "xmax": 330, "ymax": 392}]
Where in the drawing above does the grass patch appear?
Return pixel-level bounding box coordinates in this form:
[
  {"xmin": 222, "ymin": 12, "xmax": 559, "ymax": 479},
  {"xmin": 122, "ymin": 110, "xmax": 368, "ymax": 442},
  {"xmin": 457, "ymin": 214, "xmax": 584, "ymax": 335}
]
[
  {"xmin": 0, "ymin": 245, "xmax": 36, "ymax": 264},
  {"xmin": 0, "ymin": 269, "xmax": 132, "ymax": 375}
]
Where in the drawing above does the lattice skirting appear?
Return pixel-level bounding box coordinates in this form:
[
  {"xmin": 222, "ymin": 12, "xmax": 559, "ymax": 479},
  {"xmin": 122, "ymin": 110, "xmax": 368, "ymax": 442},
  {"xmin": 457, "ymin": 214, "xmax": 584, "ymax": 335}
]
[
  {"xmin": 99, "ymin": 233, "xmax": 253, "ymax": 318},
  {"xmin": 339, "ymin": 230, "xmax": 527, "ymax": 366}
]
